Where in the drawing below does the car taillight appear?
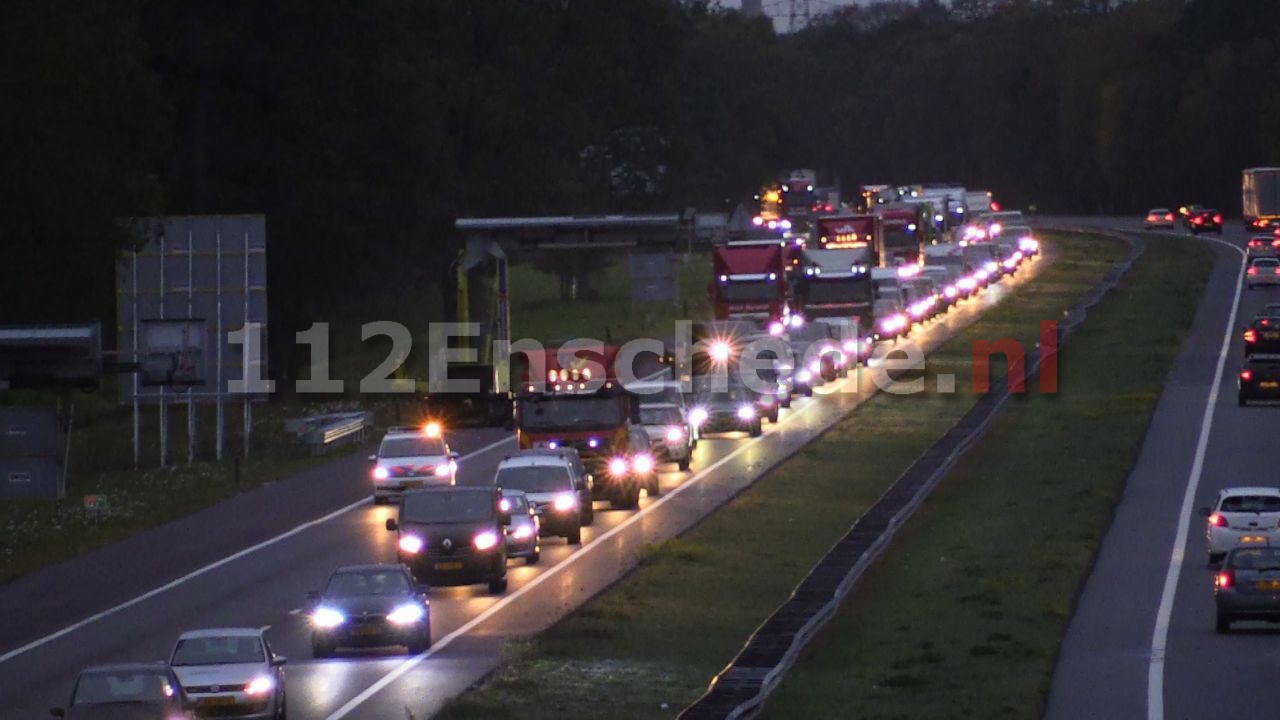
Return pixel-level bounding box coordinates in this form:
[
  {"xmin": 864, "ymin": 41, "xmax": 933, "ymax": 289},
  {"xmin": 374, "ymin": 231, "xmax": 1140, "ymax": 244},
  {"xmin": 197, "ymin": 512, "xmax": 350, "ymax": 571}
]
[
  {"xmin": 1193, "ymin": 217, "xmax": 1204, "ymax": 224},
  {"xmin": 1245, "ymin": 329, "xmax": 1258, "ymax": 343},
  {"xmin": 1273, "ymin": 239, "xmax": 1280, "ymax": 248},
  {"xmin": 1240, "ymin": 370, "xmax": 1253, "ymax": 382},
  {"xmin": 1274, "ymin": 267, "xmax": 1280, "ymax": 276},
  {"xmin": 1216, "ymin": 570, "xmax": 1234, "ymax": 589},
  {"xmin": 1209, "ymin": 512, "xmax": 1227, "ymax": 527},
  {"xmin": 1249, "ymin": 267, "xmax": 1258, "ymax": 275},
  {"xmin": 1166, "ymin": 213, "xmax": 1175, "ymax": 222},
  {"xmin": 1214, "ymin": 214, "xmax": 1223, "ymax": 224}
]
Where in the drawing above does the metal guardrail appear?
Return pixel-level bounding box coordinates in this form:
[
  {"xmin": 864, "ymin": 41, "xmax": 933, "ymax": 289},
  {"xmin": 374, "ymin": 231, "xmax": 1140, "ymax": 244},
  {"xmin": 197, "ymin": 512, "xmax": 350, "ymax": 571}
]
[
  {"xmin": 679, "ymin": 229, "xmax": 1144, "ymax": 720},
  {"xmin": 284, "ymin": 411, "xmax": 374, "ymax": 455}
]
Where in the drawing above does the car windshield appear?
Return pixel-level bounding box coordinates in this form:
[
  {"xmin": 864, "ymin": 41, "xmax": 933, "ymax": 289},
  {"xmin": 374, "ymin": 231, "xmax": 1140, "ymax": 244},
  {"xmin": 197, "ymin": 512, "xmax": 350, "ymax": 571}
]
[
  {"xmin": 804, "ymin": 277, "xmax": 874, "ymax": 305},
  {"xmin": 640, "ymin": 407, "xmax": 683, "ymax": 425},
  {"xmin": 519, "ymin": 396, "xmax": 624, "ymax": 430},
  {"xmin": 73, "ymin": 670, "xmax": 172, "ymax": 704},
  {"xmin": 496, "ymin": 466, "xmax": 573, "ymax": 494},
  {"xmin": 717, "ymin": 279, "xmax": 779, "ymax": 302},
  {"xmin": 171, "ymin": 636, "xmax": 264, "ymax": 666},
  {"xmin": 402, "ymin": 490, "xmax": 494, "ymax": 523},
  {"xmin": 381, "ymin": 436, "xmax": 445, "ymax": 458},
  {"xmin": 1219, "ymin": 495, "xmax": 1280, "ymax": 513},
  {"xmin": 325, "ymin": 569, "xmax": 411, "ymax": 597},
  {"xmin": 1229, "ymin": 548, "xmax": 1280, "ymax": 570},
  {"xmin": 632, "ymin": 384, "xmax": 683, "ymax": 405}
]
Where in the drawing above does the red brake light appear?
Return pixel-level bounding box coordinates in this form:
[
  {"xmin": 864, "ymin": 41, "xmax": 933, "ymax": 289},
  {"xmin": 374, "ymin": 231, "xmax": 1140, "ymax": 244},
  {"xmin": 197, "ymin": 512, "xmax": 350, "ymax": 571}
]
[
  {"xmin": 1166, "ymin": 213, "xmax": 1175, "ymax": 222},
  {"xmin": 1193, "ymin": 217, "xmax": 1204, "ymax": 224},
  {"xmin": 1209, "ymin": 512, "xmax": 1228, "ymax": 527},
  {"xmin": 1216, "ymin": 569, "xmax": 1234, "ymax": 589},
  {"xmin": 1240, "ymin": 370, "xmax": 1253, "ymax": 382},
  {"xmin": 1245, "ymin": 329, "xmax": 1258, "ymax": 343},
  {"xmin": 1249, "ymin": 266, "xmax": 1258, "ymax": 275},
  {"xmin": 1214, "ymin": 214, "xmax": 1223, "ymax": 224},
  {"xmin": 1273, "ymin": 240, "xmax": 1280, "ymax": 248},
  {"xmin": 1274, "ymin": 267, "xmax": 1280, "ymax": 276}
]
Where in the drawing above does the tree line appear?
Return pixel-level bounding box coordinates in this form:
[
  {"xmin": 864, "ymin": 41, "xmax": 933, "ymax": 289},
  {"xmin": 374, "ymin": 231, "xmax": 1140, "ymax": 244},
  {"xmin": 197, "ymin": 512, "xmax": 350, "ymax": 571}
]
[{"xmin": 1, "ymin": 0, "xmax": 1275, "ymax": 359}]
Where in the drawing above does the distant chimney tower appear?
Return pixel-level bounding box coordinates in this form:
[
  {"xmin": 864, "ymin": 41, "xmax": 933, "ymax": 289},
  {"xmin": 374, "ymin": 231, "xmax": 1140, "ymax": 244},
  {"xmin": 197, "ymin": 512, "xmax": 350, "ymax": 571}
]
[{"xmin": 742, "ymin": 0, "xmax": 763, "ymax": 16}]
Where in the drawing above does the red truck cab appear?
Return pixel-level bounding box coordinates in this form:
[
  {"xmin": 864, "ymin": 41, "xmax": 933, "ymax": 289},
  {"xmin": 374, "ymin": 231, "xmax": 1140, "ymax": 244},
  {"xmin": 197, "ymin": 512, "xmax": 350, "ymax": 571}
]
[{"xmin": 513, "ymin": 346, "xmax": 651, "ymax": 509}]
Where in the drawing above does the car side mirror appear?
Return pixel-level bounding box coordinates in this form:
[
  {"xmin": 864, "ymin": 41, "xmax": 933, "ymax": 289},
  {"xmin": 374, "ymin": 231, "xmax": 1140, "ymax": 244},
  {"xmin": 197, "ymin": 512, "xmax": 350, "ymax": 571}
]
[
  {"xmin": 498, "ymin": 510, "xmax": 512, "ymax": 526},
  {"xmin": 1198, "ymin": 507, "xmax": 1211, "ymax": 517},
  {"xmin": 271, "ymin": 655, "xmax": 287, "ymax": 667},
  {"xmin": 368, "ymin": 454, "xmax": 378, "ymax": 462},
  {"xmin": 49, "ymin": 709, "xmax": 65, "ymax": 718},
  {"xmin": 449, "ymin": 452, "xmax": 460, "ymax": 461},
  {"xmin": 385, "ymin": 518, "xmax": 398, "ymax": 532}
]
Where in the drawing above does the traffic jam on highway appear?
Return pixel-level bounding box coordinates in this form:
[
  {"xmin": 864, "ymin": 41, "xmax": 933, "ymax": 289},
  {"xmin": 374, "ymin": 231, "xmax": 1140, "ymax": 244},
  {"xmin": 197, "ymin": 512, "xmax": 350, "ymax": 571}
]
[
  {"xmin": 1142, "ymin": 167, "xmax": 1280, "ymax": 635},
  {"xmin": 49, "ymin": 177, "xmax": 1042, "ymax": 719}
]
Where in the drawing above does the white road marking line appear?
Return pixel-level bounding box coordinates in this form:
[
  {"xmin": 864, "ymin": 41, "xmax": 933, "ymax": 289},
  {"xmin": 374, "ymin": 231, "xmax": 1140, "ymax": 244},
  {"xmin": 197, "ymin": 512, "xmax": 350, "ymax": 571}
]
[
  {"xmin": 1147, "ymin": 235, "xmax": 1245, "ymax": 720},
  {"xmin": 323, "ymin": 298, "xmax": 1015, "ymax": 720},
  {"xmin": 288, "ymin": 608, "xmax": 303, "ymax": 616},
  {"xmin": 0, "ymin": 434, "xmax": 515, "ymax": 667}
]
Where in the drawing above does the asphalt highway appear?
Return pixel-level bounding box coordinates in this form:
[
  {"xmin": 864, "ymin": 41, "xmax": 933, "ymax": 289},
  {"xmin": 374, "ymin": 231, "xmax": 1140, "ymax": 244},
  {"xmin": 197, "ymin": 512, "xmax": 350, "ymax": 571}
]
[
  {"xmin": 0, "ymin": 254, "xmax": 1049, "ymax": 720},
  {"xmin": 1043, "ymin": 218, "xmax": 1267, "ymax": 720}
]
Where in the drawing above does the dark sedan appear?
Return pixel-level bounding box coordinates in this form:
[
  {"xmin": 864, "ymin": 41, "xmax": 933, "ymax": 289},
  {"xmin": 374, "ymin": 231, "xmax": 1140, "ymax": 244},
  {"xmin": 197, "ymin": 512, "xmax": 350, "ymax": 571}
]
[
  {"xmin": 52, "ymin": 663, "xmax": 192, "ymax": 719},
  {"xmin": 1216, "ymin": 547, "xmax": 1280, "ymax": 633},
  {"xmin": 1187, "ymin": 208, "xmax": 1223, "ymax": 234},
  {"xmin": 1238, "ymin": 355, "xmax": 1280, "ymax": 405},
  {"xmin": 1243, "ymin": 316, "xmax": 1280, "ymax": 356},
  {"xmin": 307, "ymin": 564, "xmax": 431, "ymax": 657}
]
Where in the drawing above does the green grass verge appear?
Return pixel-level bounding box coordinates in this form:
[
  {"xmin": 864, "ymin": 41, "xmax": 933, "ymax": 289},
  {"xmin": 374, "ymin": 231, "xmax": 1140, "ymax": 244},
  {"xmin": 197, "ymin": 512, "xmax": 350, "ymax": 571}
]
[
  {"xmin": 760, "ymin": 236, "xmax": 1212, "ymax": 719},
  {"xmin": 434, "ymin": 232, "xmax": 1130, "ymax": 719},
  {"xmin": 509, "ymin": 253, "xmax": 711, "ymax": 345}
]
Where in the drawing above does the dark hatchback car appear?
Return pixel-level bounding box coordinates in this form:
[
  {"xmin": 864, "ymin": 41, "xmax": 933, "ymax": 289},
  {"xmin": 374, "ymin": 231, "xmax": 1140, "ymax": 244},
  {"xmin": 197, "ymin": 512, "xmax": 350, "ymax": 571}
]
[
  {"xmin": 1238, "ymin": 354, "xmax": 1280, "ymax": 405},
  {"xmin": 307, "ymin": 564, "xmax": 431, "ymax": 658},
  {"xmin": 51, "ymin": 663, "xmax": 191, "ymax": 719},
  {"xmin": 1187, "ymin": 208, "xmax": 1224, "ymax": 234},
  {"xmin": 1215, "ymin": 547, "xmax": 1280, "ymax": 633},
  {"xmin": 1243, "ymin": 316, "xmax": 1280, "ymax": 356},
  {"xmin": 387, "ymin": 487, "xmax": 511, "ymax": 594}
]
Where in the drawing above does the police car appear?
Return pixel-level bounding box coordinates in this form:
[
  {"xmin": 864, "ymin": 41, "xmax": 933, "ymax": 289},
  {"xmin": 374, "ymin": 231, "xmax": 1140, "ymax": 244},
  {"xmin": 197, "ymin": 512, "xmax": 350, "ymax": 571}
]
[{"xmin": 369, "ymin": 424, "xmax": 459, "ymax": 504}]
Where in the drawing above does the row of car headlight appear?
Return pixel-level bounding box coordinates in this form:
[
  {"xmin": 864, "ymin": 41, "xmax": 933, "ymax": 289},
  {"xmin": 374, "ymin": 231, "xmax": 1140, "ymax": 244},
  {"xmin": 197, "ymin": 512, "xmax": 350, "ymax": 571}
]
[
  {"xmin": 312, "ymin": 602, "xmax": 426, "ymax": 629},
  {"xmin": 396, "ymin": 528, "xmax": 501, "ymax": 555}
]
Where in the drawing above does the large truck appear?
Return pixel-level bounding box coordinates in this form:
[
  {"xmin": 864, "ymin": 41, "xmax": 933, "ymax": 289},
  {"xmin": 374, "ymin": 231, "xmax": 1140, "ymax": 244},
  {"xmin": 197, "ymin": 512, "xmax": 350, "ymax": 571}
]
[
  {"xmin": 779, "ymin": 169, "xmax": 818, "ymax": 222},
  {"xmin": 513, "ymin": 345, "xmax": 646, "ymax": 509},
  {"xmin": 873, "ymin": 204, "xmax": 926, "ymax": 267},
  {"xmin": 797, "ymin": 215, "xmax": 879, "ymax": 340},
  {"xmin": 422, "ymin": 243, "xmax": 514, "ymax": 427},
  {"xmin": 1243, "ymin": 168, "xmax": 1280, "ymax": 231},
  {"xmin": 711, "ymin": 241, "xmax": 791, "ymax": 323}
]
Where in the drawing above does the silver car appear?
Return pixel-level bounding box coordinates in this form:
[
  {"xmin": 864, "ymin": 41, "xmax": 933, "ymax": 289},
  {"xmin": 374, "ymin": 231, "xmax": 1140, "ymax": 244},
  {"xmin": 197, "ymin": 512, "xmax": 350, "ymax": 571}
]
[
  {"xmin": 1215, "ymin": 547, "xmax": 1280, "ymax": 633},
  {"xmin": 1248, "ymin": 257, "xmax": 1280, "ymax": 289},
  {"xmin": 637, "ymin": 403, "xmax": 694, "ymax": 471},
  {"xmin": 169, "ymin": 628, "xmax": 286, "ymax": 720}
]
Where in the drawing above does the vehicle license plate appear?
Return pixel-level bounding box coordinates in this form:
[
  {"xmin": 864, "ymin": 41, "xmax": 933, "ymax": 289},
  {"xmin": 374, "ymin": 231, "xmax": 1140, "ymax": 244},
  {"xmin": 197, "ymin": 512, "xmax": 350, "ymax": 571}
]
[
  {"xmin": 201, "ymin": 696, "xmax": 236, "ymax": 706},
  {"xmin": 401, "ymin": 480, "xmax": 423, "ymax": 488},
  {"xmin": 435, "ymin": 561, "xmax": 463, "ymax": 571},
  {"xmin": 1264, "ymin": 332, "xmax": 1280, "ymax": 340},
  {"xmin": 353, "ymin": 625, "xmax": 381, "ymax": 636},
  {"xmin": 1239, "ymin": 536, "xmax": 1267, "ymax": 545},
  {"xmin": 1260, "ymin": 381, "xmax": 1279, "ymax": 389},
  {"xmin": 1254, "ymin": 580, "xmax": 1280, "ymax": 591}
]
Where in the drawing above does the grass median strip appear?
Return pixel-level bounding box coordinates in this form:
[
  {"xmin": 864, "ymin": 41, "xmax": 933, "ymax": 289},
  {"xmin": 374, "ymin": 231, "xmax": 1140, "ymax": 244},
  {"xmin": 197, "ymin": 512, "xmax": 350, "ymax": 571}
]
[
  {"xmin": 435, "ymin": 231, "xmax": 1128, "ymax": 720},
  {"xmin": 760, "ymin": 236, "xmax": 1211, "ymax": 719}
]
